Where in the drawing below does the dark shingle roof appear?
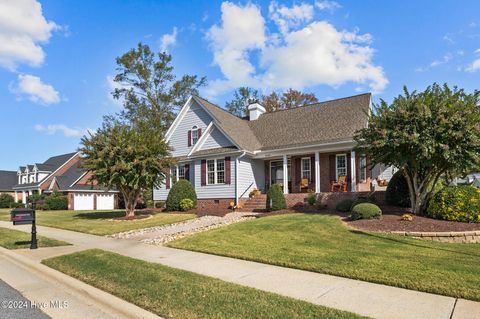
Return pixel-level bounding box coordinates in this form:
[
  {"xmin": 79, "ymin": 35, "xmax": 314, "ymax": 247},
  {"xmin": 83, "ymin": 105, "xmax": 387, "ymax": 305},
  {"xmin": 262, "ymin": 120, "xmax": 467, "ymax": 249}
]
[
  {"xmin": 191, "ymin": 93, "xmax": 370, "ymax": 152},
  {"xmin": 42, "ymin": 152, "xmax": 78, "ymax": 171},
  {"xmin": 192, "ymin": 95, "xmax": 262, "ymax": 152},
  {"xmin": 249, "ymin": 93, "xmax": 371, "ymax": 150},
  {"xmin": 36, "ymin": 163, "xmax": 54, "ymax": 171},
  {"xmin": 55, "ymin": 161, "xmax": 85, "ymax": 190},
  {"xmin": 0, "ymin": 170, "xmax": 17, "ymax": 191},
  {"xmin": 192, "ymin": 147, "xmax": 240, "ymax": 157}
]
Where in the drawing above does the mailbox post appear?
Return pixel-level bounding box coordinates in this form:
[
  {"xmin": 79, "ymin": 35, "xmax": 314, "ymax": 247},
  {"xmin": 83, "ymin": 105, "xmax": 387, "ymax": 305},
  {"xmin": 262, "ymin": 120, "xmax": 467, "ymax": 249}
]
[{"xmin": 10, "ymin": 201, "xmax": 37, "ymax": 250}]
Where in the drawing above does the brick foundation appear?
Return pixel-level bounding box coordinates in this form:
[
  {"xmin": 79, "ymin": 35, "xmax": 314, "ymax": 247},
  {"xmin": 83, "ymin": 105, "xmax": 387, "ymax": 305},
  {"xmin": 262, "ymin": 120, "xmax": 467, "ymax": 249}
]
[{"xmin": 197, "ymin": 198, "xmax": 235, "ymax": 210}]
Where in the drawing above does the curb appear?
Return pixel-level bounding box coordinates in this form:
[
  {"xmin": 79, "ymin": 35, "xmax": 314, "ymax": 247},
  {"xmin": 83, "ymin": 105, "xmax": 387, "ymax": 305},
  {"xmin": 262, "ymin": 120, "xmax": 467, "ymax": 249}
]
[{"xmin": 0, "ymin": 246, "xmax": 160, "ymax": 319}]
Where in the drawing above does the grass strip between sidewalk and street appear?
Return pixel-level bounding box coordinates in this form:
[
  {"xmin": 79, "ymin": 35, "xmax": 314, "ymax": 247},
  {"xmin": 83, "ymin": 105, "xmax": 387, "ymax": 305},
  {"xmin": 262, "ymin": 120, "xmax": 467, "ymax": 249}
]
[
  {"xmin": 168, "ymin": 213, "xmax": 480, "ymax": 301},
  {"xmin": 0, "ymin": 227, "xmax": 70, "ymax": 249},
  {"xmin": 0, "ymin": 209, "xmax": 194, "ymax": 236},
  {"xmin": 42, "ymin": 249, "xmax": 367, "ymax": 319}
]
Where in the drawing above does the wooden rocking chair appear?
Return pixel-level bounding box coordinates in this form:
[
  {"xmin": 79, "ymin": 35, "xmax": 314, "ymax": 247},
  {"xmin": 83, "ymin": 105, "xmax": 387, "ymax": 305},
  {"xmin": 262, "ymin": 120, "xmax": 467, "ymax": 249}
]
[
  {"xmin": 331, "ymin": 175, "xmax": 347, "ymax": 192},
  {"xmin": 300, "ymin": 178, "xmax": 309, "ymax": 193}
]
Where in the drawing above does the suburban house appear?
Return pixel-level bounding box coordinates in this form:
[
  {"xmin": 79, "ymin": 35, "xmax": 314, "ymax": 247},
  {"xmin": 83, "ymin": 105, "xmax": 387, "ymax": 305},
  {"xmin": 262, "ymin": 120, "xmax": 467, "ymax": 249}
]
[
  {"xmin": 0, "ymin": 170, "xmax": 19, "ymax": 200},
  {"xmin": 11, "ymin": 152, "xmax": 118, "ymax": 210},
  {"xmin": 154, "ymin": 93, "xmax": 379, "ymax": 209}
]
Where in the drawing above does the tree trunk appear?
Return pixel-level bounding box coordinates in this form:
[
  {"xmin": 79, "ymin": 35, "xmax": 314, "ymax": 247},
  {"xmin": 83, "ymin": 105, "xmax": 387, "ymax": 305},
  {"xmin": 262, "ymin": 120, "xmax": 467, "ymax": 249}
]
[{"xmin": 122, "ymin": 188, "xmax": 142, "ymax": 219}]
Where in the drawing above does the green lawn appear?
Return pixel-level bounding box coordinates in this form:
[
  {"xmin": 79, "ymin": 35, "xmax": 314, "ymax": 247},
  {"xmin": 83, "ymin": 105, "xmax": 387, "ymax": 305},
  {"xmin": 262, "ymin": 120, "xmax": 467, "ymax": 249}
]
[
  {"xmin": 43, "ymin": 249, "xmax": 365, "ymax": 319},
  {"xmin": 0, "ymin": 227, "xmax": 69, "ymax": 249},
  {"xmin": 0, "ymin": 209, "xmax": 194, "ymax": 236},
  {"xmin": 168, "ymin": 213, "xmax": 480, "ymax": 301}
]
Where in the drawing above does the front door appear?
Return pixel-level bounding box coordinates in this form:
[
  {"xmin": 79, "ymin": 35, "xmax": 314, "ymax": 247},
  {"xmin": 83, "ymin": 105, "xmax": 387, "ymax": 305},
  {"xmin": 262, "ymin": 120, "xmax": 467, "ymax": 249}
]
[{"xmin": 270, "ymin": 160, "xmax": 290, "ymax": 191}]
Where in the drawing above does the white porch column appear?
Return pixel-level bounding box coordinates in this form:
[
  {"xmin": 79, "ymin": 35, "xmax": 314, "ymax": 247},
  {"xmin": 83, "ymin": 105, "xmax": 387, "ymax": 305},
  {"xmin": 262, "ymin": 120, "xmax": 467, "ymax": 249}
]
[
  {"xmin": 14, "ymin": 191, "xmax": 18, "ymax": 202},
  {"xmin": 28, "ymin": 190, "xmax": 33, "ymax": 196},
  {"xmin": 282, "ymin": 154, "xmax": 288, "ymax": 194},
  {"xmin": 315, "ymin": 151, "xmax": 321, "ymax": 193},
  {"xmin": 350, "ymin": 150, "xmax": 357, "ymax": 192},
  {"xmin": 22, "ymin": 191, "xmax": 26, "ymax": 204}
]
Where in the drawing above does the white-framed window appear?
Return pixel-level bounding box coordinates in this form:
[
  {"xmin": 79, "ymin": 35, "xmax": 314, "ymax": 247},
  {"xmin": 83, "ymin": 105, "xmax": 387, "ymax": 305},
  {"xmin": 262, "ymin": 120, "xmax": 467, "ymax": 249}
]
[
  {"xmin": 171, "ymin": 165, "xmax": 187, "ymax": 185},
  {"xmin": 301, "ymin": 157, "xmax": 311, "ymax": 181},
  {"xmin": 336, "ymin": 154, "xmax": 347, "ymax": 181},
  {"xmin": 191, "ymin": 126, "xmax": 199, "ymax": 146},
  {"xmin": 178, "ymin": 165, "xmax": 185, "ymax": 180},
  {"xmin": 359, "ymin": 155, "xmax": 367, "ymax": 181},
  {"xmin": 206, "ymin": 158, "xmax": 225, "ymax": 185}
]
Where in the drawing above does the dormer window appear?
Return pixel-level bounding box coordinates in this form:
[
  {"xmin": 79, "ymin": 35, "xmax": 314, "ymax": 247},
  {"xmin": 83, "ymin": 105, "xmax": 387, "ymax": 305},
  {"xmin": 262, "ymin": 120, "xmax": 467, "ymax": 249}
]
[{"xmin": 188, "ymin": 126, "xmax": 202, "ymax": 147}]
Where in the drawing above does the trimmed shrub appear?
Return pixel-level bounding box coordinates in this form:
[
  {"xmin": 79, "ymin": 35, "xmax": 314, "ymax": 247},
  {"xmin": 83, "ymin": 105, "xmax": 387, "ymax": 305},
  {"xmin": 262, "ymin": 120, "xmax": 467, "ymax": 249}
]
[
  {"xmin": 305, "ymin": 192, "xmax": 317, "ymax": 206},
  {"xmin": 316, "ymin": 202, "xmax": 327, "ymax": 210},
  {"xmin": 179, "ymin": 198, "xmax": 194, "ymax": 211},
  {"xmin": 266, "ymin": 184, "xmax": 287, "ymax": 211},
  {"xmin": 0, "ymin": 193, "xmax": 15, "ymax": 208},
  {"xmin": 427, "ymin": 186, "xmax": 480, "ymax": 223},
  {"xmin": 166, "ymin": 180, "xmax": 197, "ymax": 211},
  {"xmin": 336, "ymin": 199, "xmax": 354, "ymax": 212},
  {"xmin": 10, "ymin": 202, "xmax": 25, "ymax": 209},
  {"xmin": 350, "ymin": 203, "xmax": 382, "ymax": 220},
  {"xmin": 386, "ymin": 171, "xmax": 410, "ymax": 207},
  {"xmin": 44, "ymin": 192, "xmax": 68, "ymax": 210}
]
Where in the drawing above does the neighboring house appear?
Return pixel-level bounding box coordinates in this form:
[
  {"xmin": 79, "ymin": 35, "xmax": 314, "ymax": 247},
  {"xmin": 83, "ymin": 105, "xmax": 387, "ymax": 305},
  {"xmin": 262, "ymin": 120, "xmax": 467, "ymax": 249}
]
[
  {"xmin": 11, "ymin": 152, "xmax": 118, "ymax": 210},
  {"xmin": 0, "ymin": 170, "xmax": 19, "ymax": 200},
  {"xmin": 154, "ymin": 93, "xmax": 376, "ymax": 208},
  {"xmin": 451, "ymin": 173, "xmax": 480, "ymax": 188}
]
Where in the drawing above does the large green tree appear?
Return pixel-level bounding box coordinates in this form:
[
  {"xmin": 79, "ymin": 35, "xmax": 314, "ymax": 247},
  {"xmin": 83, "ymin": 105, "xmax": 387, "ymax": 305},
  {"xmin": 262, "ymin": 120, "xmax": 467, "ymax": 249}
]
[
  {"xmin": 225, "ymin": 87, "xmax": 318, "ymax": 116},
  {"xmin": 112, "ymin": 42, "xmax": 206, "ymax": 130},
  {"xmin": 225, "ymin": 87, "xmax": 259, "ymax": 117},
  {"xmin": 81, "ymin": 124, "xmax": 171, "ymax": 218},
  {"xmin": 81, "ymin": 43, "xmax": 205, "ymax": 217},
  {"xmin": 355, "ymin": 83, "xmax": 480, "ymax": 214}
]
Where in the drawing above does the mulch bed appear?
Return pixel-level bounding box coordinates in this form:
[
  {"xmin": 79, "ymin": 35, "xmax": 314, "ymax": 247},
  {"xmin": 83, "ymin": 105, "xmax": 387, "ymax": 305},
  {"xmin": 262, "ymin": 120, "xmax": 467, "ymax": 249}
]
[
  {"xmin": 112, "ymin": 214, "xmax": 152, "ymax": 221},
  {"xmin": 347, "ymin": 211, "xmax": 480, "ymax": 233}
]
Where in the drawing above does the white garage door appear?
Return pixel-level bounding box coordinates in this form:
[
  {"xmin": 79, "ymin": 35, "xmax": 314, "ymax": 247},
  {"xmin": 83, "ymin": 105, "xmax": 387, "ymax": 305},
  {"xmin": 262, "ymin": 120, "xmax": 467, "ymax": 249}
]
[
  {"xmin": 74, "ymin": 194, "xmax": 94, "ymax": 211},
  {"xmin": 97, "ymin": 194, "xmax": 114, "ymax": 210}
]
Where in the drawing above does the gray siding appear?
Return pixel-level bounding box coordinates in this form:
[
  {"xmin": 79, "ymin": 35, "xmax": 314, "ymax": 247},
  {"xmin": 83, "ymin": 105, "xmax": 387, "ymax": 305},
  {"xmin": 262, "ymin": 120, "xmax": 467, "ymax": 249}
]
[
  {"xmin": 194, "ymin": 157, "xmax": 235, "ymax": 199},
  {"xmin": 200, "ymin": 127, "xmax": 235, "ymax": 150},
  {"xmin": 237, "ymin": 157, "xmax": 265, "ymax": 199},
  {"xmin": 153, "ymin": 156, "xmax": 236, "ymax": 201},
  {"xmin": 153, "ymin": 161, "xmax": 195, "ymax": 201},
  {"xmin": 169, "ymin": 102, "xmax": 212, "ymax": 157}
]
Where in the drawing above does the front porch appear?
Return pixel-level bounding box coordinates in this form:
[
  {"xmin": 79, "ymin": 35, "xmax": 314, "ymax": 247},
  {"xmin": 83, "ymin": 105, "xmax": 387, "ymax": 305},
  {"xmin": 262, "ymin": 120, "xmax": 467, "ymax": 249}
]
[{"xmin": 262, "ymin": 149, "xmax": 372, "ymax": 195}]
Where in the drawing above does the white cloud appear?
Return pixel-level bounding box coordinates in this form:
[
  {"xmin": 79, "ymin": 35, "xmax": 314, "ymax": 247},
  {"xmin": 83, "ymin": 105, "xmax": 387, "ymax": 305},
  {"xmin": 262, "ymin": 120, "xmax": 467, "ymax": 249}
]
[
  {"xmin": 160, "ymin": 27, "xmax": 178, "ymax": 52},
  {"xmin": 269, "ymin": 1, "xmax": 314, "ymax": 35},
  {"xmin": 0, "ymin": 0, "xmax": 58, "ymax": 70},
  {"xmin": 205, "ymin": 2, "xmax": 387, "ymax": 97},
  {"xmin": 315, "ymin": 0, "xmax": 341, "ymax": 12},
  {"xmin": 11, "ymin": 74, "xmax": 60, "ymax": 105},
  {"xmin": 415, "ymin": 53, "xmax": 453, "ymax": 72},
  {"xmin": 465, "ymin": 49, "xmax": 480, "ymax": 72},
  {"xmin": 34, "ymin": 124, "xmax": 92, "ymax": 138}
]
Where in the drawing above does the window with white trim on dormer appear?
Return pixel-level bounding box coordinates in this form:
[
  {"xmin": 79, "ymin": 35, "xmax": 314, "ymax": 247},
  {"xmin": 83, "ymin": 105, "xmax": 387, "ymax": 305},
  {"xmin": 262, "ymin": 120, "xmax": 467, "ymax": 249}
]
[{"xmin": 191, "ymin": 126, "xmax": 199, "ymax": 146}]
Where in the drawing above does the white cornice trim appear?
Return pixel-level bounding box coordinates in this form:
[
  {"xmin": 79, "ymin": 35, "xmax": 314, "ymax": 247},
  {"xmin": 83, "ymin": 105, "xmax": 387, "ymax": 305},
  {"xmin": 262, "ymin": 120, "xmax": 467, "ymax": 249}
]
[
  {"xmin": 187, "ymin": 121, "xmax": 214, "ymax": 157},
  {"xmin": 70, "ymin": 171, "xmax": 88, "ymax": 188},
  {"xmin": 165, "ymin": 96, "xmax": 193, "ymax": 142}
]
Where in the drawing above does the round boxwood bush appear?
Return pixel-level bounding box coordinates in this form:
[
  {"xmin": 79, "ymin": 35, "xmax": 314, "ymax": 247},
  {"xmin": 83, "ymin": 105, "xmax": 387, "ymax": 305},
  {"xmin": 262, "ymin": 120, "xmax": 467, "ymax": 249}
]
[
  {"xmin": 350, "ymin": 203, "xmax": 382, "ymax": 220},
  {"xmin": 386, "ymin": 171, "xmax": 411, "ymax": 207},
  {"xmin": 0, "ymin": 193, "xmax": 15, "ymax": 208},
  {"xmin": 266, "ymin": 184, "xmax": 287, "ymax": 211},
  {"xmin": 336, "ymin": 199, "xmax": 354, "ymax": 212},
  {"xmin": 427, "ymin": 186, "xmax": 480, "ymax": 223},
  {"xmin": 166, "ymin": 180, "xmax": 197, "ymax": 211},
  {"xmin": 44, "ymin": 192, "xmax": 68, "ymax": 210}
]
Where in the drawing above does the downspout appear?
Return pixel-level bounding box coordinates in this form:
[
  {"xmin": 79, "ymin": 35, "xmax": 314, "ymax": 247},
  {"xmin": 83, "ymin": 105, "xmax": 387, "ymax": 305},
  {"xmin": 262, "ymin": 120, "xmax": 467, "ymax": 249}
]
[{"xmin": 235, "ymin": 151, "xmax": 247, "ymax": 206}]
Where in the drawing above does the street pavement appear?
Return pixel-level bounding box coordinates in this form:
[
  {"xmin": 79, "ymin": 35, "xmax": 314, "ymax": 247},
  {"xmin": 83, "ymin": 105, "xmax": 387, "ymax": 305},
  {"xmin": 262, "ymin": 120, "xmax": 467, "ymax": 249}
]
[{"xmin": 0, "ymin": 279, "xmax": 50, "ymax": 319}]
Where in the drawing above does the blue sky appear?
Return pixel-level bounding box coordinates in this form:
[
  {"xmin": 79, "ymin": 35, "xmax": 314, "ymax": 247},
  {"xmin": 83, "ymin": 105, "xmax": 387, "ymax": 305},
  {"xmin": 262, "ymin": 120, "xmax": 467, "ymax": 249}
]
[{"xmin": 0, "ymin": 0, "xmax": 479, "ymax": 170}]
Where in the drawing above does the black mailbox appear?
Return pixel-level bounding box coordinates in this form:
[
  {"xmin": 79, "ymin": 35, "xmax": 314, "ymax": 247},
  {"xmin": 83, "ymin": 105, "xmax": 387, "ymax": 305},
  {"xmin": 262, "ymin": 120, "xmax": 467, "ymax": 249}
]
[{"xmin": 11, "ymin": 208, "xmax": 35, "ymax": 225}]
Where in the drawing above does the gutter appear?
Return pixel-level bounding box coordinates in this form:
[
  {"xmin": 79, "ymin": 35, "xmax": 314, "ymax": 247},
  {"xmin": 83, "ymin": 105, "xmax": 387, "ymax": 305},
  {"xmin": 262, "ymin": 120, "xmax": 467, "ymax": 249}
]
[{"xmin": 235, "ymin": 151, "xmax": 247, "ymax": 206}]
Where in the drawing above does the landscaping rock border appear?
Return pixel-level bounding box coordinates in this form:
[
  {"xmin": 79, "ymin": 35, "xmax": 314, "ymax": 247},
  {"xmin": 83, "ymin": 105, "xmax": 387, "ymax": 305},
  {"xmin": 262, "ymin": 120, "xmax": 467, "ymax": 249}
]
[{"xmin": 391, "ymin": 230, "xmax": 480, "ymax": 243}]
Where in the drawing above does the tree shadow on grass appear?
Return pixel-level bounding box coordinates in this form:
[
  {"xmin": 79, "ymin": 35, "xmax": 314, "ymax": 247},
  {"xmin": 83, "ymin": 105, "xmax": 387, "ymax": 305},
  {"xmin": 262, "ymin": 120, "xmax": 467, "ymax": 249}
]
[
  {"xmin": 74, "ymin": 210, "xmax": 153, "ymax": 220},
  {"xmin": 349, "ymin": 229, "xmax": 480, "ymax": 258},
  {"xmin": 14, "ymin": 241, "xmax": 31, "ymax": 246}
]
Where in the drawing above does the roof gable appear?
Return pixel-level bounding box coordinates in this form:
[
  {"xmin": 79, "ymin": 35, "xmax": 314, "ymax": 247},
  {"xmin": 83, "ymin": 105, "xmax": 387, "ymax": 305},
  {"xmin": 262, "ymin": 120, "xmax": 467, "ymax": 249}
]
[{"xmin": 0, "ymin": 170, "xmax": 17, "ymax": 191}]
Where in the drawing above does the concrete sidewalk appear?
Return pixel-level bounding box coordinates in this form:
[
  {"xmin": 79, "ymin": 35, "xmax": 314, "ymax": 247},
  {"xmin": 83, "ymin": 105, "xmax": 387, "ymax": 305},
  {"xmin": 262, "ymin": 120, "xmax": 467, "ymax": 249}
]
[
  {"xmin": 0, "ymin": 247, "xmax": 159, "ymax": 319},
  {"xmin": 1, "ymin": 220, "xmax": 479, "ymax": 319}
]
